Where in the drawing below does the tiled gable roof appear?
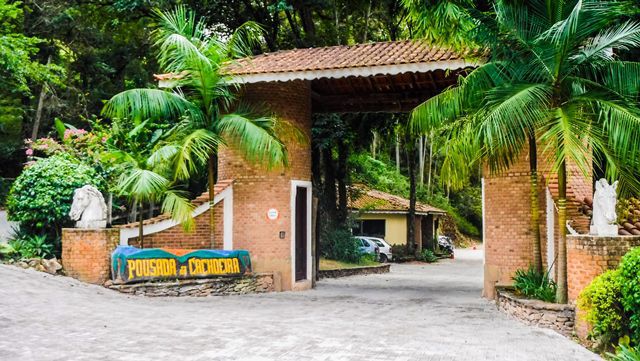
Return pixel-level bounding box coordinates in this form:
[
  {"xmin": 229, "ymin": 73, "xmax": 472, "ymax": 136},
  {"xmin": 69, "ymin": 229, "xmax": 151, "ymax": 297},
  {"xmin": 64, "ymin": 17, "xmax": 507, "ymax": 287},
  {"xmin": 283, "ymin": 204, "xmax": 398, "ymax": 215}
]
[
  {"xmin": 226, "ymin": 40, "xmax": 465, "ymax": 75},
  {"xmin": 348, "ymin": 186, "xmax": 445, "ymax": 215}
]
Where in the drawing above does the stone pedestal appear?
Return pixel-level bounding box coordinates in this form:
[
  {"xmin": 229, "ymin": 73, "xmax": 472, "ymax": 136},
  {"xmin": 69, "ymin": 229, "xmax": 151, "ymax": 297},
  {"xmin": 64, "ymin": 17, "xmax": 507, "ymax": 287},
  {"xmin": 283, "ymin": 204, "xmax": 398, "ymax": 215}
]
[{"xmin": 61, "ymin": 228, "xmax": 119, "ymax": 284}]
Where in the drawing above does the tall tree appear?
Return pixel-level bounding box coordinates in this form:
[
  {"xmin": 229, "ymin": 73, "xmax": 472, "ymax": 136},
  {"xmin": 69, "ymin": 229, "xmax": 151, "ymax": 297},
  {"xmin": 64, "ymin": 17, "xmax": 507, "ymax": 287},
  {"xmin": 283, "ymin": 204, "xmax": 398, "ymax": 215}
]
[
  {"xmin": 410, "ymin": 0, "xmax": 640, "ymax": 303},
  {"xmin": 103, "ymin": 6, "xmax": 290, "ymax": 245}
]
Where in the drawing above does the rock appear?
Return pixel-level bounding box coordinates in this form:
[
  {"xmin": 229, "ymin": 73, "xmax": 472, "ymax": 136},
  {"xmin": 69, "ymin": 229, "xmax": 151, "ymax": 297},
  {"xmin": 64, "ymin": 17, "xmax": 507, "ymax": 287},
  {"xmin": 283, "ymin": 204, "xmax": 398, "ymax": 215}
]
[
  {"xmin": 103, "ymin": 280, "xmax": 113, "ymax": 287},
  {"xmin": 17, "ymin": 261, "xmax": 29, "ymax": 269},
  {"xmin": 28, "ymin": 258, "xmax": 40, "ymax": 267},
  {"xmin": 35, "ymin": 264, "xmax": 46, "ymax": 272},
  {"xmin": 42, "ymin": 258, "xmax": 62, "ymax": 275}
]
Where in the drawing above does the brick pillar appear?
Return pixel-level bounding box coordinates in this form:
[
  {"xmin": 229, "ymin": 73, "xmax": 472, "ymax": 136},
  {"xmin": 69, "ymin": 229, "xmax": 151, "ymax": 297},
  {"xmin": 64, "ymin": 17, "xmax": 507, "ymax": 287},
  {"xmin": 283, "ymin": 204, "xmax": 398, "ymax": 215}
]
[
  {"xmin": 218, "ymin": 80, "xmax": 312, "ymax": 291},
  {"xmin": 483, "ymin": 152, "xmax": 535, "ymax": 298},
  {"xmin": 61, "ymin": 228, "xmax": 120, "ymax": 284}
]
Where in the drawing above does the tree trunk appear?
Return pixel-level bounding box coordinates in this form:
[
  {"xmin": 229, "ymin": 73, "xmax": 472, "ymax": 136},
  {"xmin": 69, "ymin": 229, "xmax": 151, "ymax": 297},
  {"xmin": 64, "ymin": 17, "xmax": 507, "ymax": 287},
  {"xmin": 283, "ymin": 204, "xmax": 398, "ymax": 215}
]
[
  {"xmin": 284, "ymin": 9, "xmax": 305, "ymax": 47},
  {"xmin": 31, "ymin": 56, "xmax": 51, "ymax": 141},
  {"xmin": 427, "ymin": 132, "xmax": 433, "ymax": 195},
  {"xmin": 336, "ymin": 140, "xmax": 349, "ymax": 223},
  {"xmin": 371, "ymin": 131, "xmax": 378, "ymax": 159},
  {"xmin": 208, "ymin": 154, "xmax": 217, "ymax": 247},
  {"xmin": 395, "ymin": 133, "xmax": 400, "ymax": 173},
  {"xmin": 138, "ymin": 200, "xmax": 144, "ymax": 248},
  {"xmin": 363, "ymin": 0, "xmax": 372, "ymax": 42},
  {"xmin": 407, "ymin": 141, "xmax": 418, "ymax": 255},
  {"xmin": 528, "ymin": 136, "xmax": 543, "ymax": 273},
  {"xmin": 556, "ymin": 159, "xmax": 568, "ymax": 303},
  {"xmin": 322, "ymin": 147, "xmax": 338, "ymax": 225},
  {"xmin": 418, "ymin": 135, "xmax": 425, "ymax": 186}
]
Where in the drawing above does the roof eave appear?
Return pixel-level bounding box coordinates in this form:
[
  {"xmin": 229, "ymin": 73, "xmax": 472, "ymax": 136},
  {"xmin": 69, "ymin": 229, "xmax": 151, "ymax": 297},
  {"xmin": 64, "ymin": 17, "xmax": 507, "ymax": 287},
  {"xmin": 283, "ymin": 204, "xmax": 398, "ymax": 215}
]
[{"xmin": 228, "ymin": 59, "xmax": 478, "ymax": 84}]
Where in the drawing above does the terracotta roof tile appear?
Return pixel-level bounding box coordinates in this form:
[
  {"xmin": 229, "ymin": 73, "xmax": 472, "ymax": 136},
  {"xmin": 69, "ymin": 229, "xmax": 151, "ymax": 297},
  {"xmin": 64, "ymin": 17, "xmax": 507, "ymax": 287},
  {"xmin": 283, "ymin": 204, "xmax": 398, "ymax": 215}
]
[
  {"xmin": 226, "ymin": 40, "xmax": 464, "ymax": 75},
  {"xmin": 348, "ymin": 185, "xmax": 445, "ymax": 215}
]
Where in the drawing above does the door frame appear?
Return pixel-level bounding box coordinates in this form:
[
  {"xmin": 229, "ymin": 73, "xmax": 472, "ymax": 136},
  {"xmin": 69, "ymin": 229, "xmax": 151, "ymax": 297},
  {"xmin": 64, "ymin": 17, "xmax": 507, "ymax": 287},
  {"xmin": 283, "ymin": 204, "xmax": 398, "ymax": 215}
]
[{"xmin": 290, "ymin": 180, "xmax": 312, "ymax": 288}]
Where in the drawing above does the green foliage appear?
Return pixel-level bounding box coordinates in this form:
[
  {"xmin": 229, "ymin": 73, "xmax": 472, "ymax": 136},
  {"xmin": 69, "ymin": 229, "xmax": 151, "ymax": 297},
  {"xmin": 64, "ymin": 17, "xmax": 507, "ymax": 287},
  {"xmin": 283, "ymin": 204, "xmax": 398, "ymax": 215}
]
[
  {"xmin": 321, "ymin": 226, "xmax": 362, "ymax": 264},
  {"xmin": 417, "ymin": 249, "xmax": 438, "ymax": 263},
  {"xmin": 0, "ymin": 96, "xmax": 23, "ymax": 161},
  {"xmin": 513, "ymin": 267, "xmax": 557, "ymax": 303},
  {"xmin": 419, "ymin": 190, "xmax": 480, "ymax": 237},
  {"xmin": 578, "ymin": 269, "xmax": 630, "ymax": 346},
  {"xmin": 609, "ymin": 346, "xmax": 640, "ymax": 361},
  {"xmin": 6, "ymin": 154, "xmax": 102, "ymax": 236},
  {"xmin": 0, "ymin": 0, "xmax": 63, "ymax": 94},
  {"xmin": 349, "ymin": 153, "xmax": 409, "ymax": 196},
  {"xmin": 9, "ymin": 234, "xmax": 54, "ymax": 259},
  {"xmin": 0, "ymin": 242, "xmax": 15, "ymax": 258},
  {"xmin": 620, "ymin": 248, "xmax": 640, "ymax": 343}
]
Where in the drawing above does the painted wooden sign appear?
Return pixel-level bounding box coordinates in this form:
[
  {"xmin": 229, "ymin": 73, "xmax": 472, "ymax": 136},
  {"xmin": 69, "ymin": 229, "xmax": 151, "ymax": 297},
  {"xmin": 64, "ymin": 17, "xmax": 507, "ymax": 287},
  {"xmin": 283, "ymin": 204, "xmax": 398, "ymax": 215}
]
[{"xmin": 111, "ymin": 246, "xmax": 252, "ymax": 283}]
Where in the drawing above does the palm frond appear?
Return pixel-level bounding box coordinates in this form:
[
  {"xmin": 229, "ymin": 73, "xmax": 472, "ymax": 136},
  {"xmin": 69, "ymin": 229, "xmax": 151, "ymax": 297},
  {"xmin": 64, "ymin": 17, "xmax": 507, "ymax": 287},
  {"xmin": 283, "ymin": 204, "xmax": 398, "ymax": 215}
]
[
  {"xmin": 116, "ymin": 168, "xmax": 170, "ymax": 202},
  {"xmin": 162, "ymin": 189, "xmax": 195, "ymax": 231},
  {"xmin": 172, "ymin": 129, "xmax": 221, "ymax": 181},
  {"xmin": 102, "ymin": 89, "xmax": 204, "ymax": 124},
  {"xmin": 216, "ymin": 113, "xmax": 287, "ymax": 169}
]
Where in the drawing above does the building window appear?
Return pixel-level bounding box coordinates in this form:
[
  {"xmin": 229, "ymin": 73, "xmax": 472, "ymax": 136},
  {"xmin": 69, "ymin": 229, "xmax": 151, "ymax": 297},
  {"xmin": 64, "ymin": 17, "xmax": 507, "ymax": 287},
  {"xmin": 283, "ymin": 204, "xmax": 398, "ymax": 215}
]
[{"xmin": 355, "ymin": 219, "xmax": 385, "ymax": 238}]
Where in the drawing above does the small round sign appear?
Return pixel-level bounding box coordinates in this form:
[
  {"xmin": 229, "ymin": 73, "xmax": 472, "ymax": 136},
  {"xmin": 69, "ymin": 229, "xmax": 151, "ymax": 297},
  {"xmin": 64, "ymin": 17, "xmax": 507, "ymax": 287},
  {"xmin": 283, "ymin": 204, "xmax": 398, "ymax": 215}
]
[{"xmin": 267, "ymin": 208, "xmax": 279, "ymax": 220}]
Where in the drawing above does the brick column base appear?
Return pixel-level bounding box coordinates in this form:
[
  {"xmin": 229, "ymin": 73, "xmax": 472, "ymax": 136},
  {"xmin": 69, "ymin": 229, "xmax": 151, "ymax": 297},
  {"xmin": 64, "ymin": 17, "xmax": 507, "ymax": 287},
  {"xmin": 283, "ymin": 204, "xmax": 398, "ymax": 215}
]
[{"xmin": 61, "ymin": 228, "xmax": 120, "ymax": 285}]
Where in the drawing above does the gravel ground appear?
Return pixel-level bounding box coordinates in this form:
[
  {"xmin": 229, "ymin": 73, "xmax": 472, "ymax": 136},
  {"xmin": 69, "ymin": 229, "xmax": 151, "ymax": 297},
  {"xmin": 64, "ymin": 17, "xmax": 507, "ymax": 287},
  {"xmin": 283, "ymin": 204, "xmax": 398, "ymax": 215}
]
[{"xmin": 0, "ymin": 248, "xmax": 600, "ymax": 361}]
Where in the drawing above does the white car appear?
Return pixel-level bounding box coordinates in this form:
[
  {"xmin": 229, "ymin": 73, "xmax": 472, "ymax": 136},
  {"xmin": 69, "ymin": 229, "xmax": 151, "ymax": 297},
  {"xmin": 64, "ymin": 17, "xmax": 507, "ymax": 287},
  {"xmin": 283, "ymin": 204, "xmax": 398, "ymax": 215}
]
[{"xmin": 358, "ymin": 236, "xmax": 393, "ymax": 262}]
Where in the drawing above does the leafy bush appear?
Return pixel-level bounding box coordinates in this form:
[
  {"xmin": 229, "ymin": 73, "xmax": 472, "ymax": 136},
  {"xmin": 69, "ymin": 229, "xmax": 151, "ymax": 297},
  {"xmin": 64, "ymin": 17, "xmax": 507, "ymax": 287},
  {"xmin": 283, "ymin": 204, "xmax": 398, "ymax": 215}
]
[
  {"xmin": 513, "ymin": 266, "xmax": 557, "ymax": 303},
  {"xmin": 609, "ymin": 345, "xmax": 640, "ymax": 361},
  {"xmin": 7, "ymin": 154, "xmax": 103, "ymax": 239},
  {"xmin": 0, "ymin": 243, "xmax": 15, "ymax": 258},
  {"xmin": 321, "ymin": 226, "xmax": 362, "ymax": 263},
  {"xmin": 9, "ymin": 234, "xmax": 54, "ymax": 259},
  {"xmin": 578, "ymin": 269, "xmax": 630, "ymax": 346},
  {"xmin": 620, "ymin": 248, "xmax": 640, "ymax": 343},
  {"xmin": 417, "ymin": 249, "xmax": 438, "ymax": 263}
]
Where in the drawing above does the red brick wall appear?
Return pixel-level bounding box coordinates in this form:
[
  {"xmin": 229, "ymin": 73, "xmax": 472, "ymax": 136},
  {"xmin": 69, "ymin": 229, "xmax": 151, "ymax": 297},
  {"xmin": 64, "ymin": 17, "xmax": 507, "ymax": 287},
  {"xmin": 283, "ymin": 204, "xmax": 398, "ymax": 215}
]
[
  {"xmin": 218, "ymin": 80, "xmax": 312, "ymax": 291},
  {"xmin": 483, "ymin": 140, "xmax": 593, "ymax": 299},
  {"xmin": 567, "ymin": 235, "xmax": 640, "ymax": 302},
  {"xmin": 483, "ymin": 159, "xmax": 535, "ymax": 298},
  {"xmin": 126, "ymin": 201, "xmax": 224, "ymax": 249},
  {"xmin": 61, "ymin": 228, "xmax": 120, "ymax": 284}
]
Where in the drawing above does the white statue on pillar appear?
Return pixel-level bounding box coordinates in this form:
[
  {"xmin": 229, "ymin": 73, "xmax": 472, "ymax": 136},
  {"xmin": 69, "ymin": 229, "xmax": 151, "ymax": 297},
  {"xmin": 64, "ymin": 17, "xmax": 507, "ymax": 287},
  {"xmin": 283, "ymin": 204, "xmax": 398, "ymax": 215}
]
[
  {"xmin": 69, "ymin": 185, "xmax": 108, "ymax": 229},
  {"xmin": 590, "ymin": 179, "xmax": 619, "ymax": 236}
]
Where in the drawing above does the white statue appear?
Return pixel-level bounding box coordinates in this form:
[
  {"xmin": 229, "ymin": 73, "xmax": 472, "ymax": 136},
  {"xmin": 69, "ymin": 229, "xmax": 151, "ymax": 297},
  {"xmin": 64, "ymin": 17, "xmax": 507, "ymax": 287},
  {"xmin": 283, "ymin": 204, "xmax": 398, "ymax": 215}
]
[
  {"xmin": 590, "ymin": 179, "xmax": 619, "ymax": 236},
  {"xmin": 69, "ymin": 185, "xmax": 107, "ymax": 229}
]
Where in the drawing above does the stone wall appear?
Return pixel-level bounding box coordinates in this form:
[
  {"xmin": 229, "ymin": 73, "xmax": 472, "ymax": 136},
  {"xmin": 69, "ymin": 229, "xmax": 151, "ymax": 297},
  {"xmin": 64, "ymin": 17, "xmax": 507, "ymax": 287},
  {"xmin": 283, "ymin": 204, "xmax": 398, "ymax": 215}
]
[
  {"xmin": 496, "ymin": 287, "xmax": 575, "ymax": 336},
  {"xmin": 567, "ymin": 235, "xmax": 640, "ymax": 302},
  {"xmin": 319, "ymin": 264, "xmax": 390, "ymax": 279},
  {"xmin": 107, "ymin": 273, "xmax": 276, "ymax": 297},
  {"xmin": 61, "ymin": 228, "xmax": 119, "ymax": 284}
]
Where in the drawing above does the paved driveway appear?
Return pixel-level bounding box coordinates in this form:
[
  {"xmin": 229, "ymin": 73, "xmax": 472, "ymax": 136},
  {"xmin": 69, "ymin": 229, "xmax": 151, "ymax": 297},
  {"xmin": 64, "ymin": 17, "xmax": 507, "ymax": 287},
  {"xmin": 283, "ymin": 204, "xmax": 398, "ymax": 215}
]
[{"xmin": 0, "ymin": 249, "xmax": 599, "ymax": 361}]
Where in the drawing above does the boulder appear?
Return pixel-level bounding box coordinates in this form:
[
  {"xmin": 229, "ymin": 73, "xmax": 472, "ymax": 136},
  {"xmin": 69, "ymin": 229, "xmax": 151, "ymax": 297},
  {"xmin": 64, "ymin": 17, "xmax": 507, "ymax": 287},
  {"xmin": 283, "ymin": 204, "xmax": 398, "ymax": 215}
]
[{"xmin": 42, "ymin": 258, "xmax": 62, "ymax": 275}]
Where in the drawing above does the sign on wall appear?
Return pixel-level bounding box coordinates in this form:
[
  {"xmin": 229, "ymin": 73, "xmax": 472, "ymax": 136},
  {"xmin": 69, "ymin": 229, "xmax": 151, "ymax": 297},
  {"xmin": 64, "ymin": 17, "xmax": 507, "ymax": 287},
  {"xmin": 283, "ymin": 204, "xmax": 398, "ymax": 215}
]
[{"xmin": 111, "ymin": 246, "xmax": 252, "ymax": 284}]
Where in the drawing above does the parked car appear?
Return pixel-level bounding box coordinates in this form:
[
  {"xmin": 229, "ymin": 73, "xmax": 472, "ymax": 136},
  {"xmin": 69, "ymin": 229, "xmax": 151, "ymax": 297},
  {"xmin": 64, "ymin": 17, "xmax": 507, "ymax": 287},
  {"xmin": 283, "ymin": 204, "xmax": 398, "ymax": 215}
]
[
  {"xmin": 359, "ymin": 236, "xmax": 393, "ymax": 262},
  {"xmin": 355, "ymin": 236, "xmax": 379, "ymax": 258}
]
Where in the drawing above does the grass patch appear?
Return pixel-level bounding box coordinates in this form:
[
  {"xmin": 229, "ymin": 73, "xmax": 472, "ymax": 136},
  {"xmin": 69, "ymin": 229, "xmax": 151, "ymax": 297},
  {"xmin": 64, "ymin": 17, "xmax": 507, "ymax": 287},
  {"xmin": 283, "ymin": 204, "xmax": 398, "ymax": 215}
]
[{"xmin": 320, "ymin": 257, "xmax": 378, "ymax": 270}]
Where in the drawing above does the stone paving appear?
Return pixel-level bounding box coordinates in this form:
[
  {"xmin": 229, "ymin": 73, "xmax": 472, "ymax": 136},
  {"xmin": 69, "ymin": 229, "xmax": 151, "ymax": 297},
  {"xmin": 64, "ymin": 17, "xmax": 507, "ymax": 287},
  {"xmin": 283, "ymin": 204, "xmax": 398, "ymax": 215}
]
[{"xmin": 0, "ymin": 249, "xmax": 600, "ymax": 361}]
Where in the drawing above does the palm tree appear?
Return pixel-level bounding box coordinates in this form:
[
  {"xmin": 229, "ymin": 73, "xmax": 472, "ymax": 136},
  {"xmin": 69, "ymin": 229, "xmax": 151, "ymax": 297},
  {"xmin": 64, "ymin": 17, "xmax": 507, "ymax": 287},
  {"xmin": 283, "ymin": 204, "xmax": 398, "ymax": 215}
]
[
  {"xmin": 102, "ymin": 6, "xmax": 289, "ymax": 245},
  {"xmin": 411, "ymin": 0, "xmax": 640, "ymax": 303},
  {"xmin": 104, "ymin": 119, "xmax": 194, "ymax": 247}
]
